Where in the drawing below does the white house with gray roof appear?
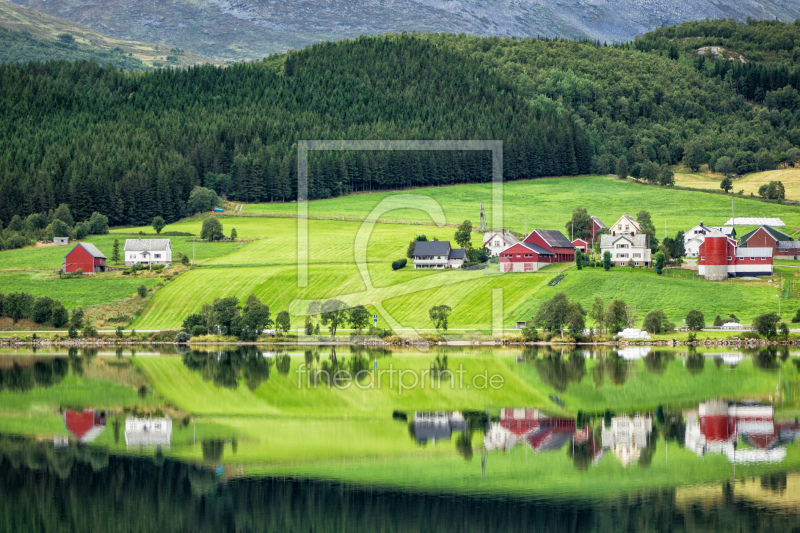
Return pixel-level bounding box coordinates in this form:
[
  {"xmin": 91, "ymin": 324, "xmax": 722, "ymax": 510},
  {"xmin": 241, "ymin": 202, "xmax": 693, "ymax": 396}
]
[
  {"xmin": 600, "ymin": 234, "xmax": 651, "ymax": 266},
  {"xmin": 124, "ymin": 238, "xmax": 172, "ymax": 266},
  {"xmin": 412, "ymin": 241, "xmax": 466, "ymax": 269}
]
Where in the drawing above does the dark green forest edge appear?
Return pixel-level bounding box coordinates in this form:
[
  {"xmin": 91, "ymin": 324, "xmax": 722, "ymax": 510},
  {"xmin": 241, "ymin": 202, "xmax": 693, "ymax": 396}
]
[{"xmin": 2, "ymin": 19, "xmax": 800, "ymax": 228}]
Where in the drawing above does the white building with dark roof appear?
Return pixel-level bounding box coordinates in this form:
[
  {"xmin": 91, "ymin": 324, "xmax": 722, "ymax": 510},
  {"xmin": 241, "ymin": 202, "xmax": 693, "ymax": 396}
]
[
  {"xmin": 412, "ymin": 241, "xmax": 466, "ymax": 269},
  {"xmin": 124, "ymin": 238, "xmax": 172, "ymax": 266}
]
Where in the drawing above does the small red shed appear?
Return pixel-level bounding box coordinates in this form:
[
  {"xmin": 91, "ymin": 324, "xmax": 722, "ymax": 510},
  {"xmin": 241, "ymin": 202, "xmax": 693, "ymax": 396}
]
[
  {"xmin": 572, "ymin": 239, "xmax": 589, "ymax": 253},
  {"xmin": 64, "ymin": 243, "xmax": 107, "ymax": 274}
]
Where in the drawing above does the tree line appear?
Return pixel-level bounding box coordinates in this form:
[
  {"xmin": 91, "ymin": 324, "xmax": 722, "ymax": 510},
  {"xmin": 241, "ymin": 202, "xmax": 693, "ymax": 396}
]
[{"xmin": 0, "ymin": 35, "xmax": 591, "ymax": 227}]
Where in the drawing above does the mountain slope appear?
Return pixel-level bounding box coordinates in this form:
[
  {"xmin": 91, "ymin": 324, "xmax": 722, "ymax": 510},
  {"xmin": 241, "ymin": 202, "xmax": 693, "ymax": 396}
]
[
  {"xmin": 0, "ymin": 0, "xmax": 215, "ymax": 67},
  {"xmin": 7, "ymin": 0, "xmax": 800, "ymax": 61}
]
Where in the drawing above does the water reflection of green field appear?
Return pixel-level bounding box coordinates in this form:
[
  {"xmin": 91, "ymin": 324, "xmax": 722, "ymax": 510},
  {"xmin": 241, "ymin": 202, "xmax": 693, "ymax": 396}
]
[{"xmin": 134, "ymin": 350, "xmax": 795, "ymax": 417}]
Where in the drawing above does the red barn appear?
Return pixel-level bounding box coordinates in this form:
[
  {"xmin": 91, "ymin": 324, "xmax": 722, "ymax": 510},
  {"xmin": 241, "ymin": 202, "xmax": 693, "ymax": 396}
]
[
  {"xmin": 572, "ymin": 239, "xmax": 589, "ymax": 254},
  {"xmin": 523, "ymin": 229, "xmax": 575, "ymax": 263},
  {"xmin": 64, "ymin": 243, "xmax": 107, "ymax": 274},
  {"xmin": 698, "ymin": 232, "xmax": 772, "ymax": 280},
  {"xmin": 739, "ymin": 225, "xmax": 793, "ymax": 257},
  {"xmin": 498, "ymin": 242, "xmax": 555, "ymax": 273}
]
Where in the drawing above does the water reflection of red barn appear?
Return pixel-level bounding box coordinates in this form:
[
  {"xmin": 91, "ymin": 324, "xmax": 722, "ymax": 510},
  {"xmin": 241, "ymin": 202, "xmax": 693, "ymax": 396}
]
[
  {"xmin": 64, "ymin": 409, "xmax": 106, "ymax": 443},
  {"xmin": 700, "ymin": 401, "xmax": 776, "ymax": 448},
  {"xmin": 500, "ymin": 408, "xmax": 576, "ymax": 451}
]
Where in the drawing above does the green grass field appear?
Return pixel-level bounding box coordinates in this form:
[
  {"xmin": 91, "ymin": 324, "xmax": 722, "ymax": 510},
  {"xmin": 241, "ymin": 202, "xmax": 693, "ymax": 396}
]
[
  {"xmin": 0, "ymin": 233, "xmax": 241, "ymax": 312},
  {"xmin": 242, "ymin": 176, "xmax": 800, "ymax": 232},
  {"xmin": 674, "ymin": 169, "xmax": 800, "ymax": 204},
  {"xmin": 7, "ymin": 175, "xmax": 800, "ymax": 331}
]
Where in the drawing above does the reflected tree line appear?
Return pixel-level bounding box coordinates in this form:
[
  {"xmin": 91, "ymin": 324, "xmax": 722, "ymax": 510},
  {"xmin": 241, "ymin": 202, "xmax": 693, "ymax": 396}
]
[
  {"xmin": 181, "ymin": 346, "xmax": 289, "ymax": 390},
  {"xmin": 0, "ymin": 434, "xmax": 797, "ymax": 533},
  {"xmin": 0, "ymin": 357, "xmax": 68, "ymax": 391},
  {"xmin": 522, "ymin": 347, "xmax": 793, "ymax": 392},
  {"xmin": 179, "ymin": 346, "xmax": 395, "ymax": 390}
]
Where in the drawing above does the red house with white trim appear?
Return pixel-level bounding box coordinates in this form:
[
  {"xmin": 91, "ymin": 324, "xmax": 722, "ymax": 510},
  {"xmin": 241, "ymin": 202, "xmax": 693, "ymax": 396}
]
[
  {"xmin": 63, "ymin": 243, "xmax": 107, "ymax": 274},
  {"xmin": 499, "ymin": 242, "xmax": 554, "ymax": 272},
  {"xmin": 572, "ymin": 239, "xmax": 589, "ymax": 254}
]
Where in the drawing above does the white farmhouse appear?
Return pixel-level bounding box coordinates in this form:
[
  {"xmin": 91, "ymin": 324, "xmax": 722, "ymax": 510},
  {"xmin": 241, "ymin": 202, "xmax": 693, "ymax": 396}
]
[
  {"xmin": 600, "ymin": 214, "xmax": 651, "ymax": 266},
  {"xmin": 482, "ymin": 230, "xmax": 518, "ymax": 257},
  {"xmin": 683, "ymin": 222, "xmax": 736, "ymax": 258},
  {"xmin": 124, "ymin": 238, "xmax": 172, "ymax": 266}
]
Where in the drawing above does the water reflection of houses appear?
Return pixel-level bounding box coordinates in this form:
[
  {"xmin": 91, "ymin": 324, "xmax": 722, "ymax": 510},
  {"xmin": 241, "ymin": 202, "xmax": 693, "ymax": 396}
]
[
  {"xmin": 601, "ymin": 414, "xmax": 653, "ymax": 466},
  {"xmin": 64, "ymin": 409, "xmax": 106, "ymax": 443},
  {"xmin": 125, "ymin": 417, "xmax": 173, "ymax": 448},
  {"xmin": 685, "ymin": 400, "xmax": 798, "ymax": 463},
  {"xmin": 413, "ymin": 412, "xmax": 467, "ymax": 444},
  {"xmin": 484, "ymin": 408, "xmax": 578, "ymax": 453}
]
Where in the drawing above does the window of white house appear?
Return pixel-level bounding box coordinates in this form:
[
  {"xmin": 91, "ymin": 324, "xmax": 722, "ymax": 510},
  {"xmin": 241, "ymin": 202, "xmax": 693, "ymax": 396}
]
[
  {"xmin": 635, "ymin": 262, "xmax": 639, "ymax": 266},
  {"xmin": 494, "ymin": 241, "xmax": 500, "ymax": 246},
  {"xmin": 154, "ymin": 254, "xmax": 161, "ymax": 259}
]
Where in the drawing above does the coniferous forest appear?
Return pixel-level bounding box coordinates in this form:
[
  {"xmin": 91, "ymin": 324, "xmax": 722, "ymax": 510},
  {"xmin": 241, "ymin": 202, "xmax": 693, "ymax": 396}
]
[{"xmin": 1, "ymin": 20, "xmax": 800, "ymax": 227}]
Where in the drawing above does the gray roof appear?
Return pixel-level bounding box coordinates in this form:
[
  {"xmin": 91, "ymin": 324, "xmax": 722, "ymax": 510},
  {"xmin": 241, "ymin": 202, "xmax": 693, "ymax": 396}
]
[
  {"xmin": 600, "ymin": 234, "xmax": 649, "ymax": 248},
  {"xmin": 521, "ymin": 242, "xmax": 554, "ymax": 255},
  {"xmin": 75, "ymin": 243, "xmax": 106, "ymax": 259},
  {"xmin": 448, "ymin": 248, "xmax": 467, "ymax": 260},
  {"xmin": 736, "ymin": 247, "xmax": 773, "ymax": 258},
  {"xmin": 413, "ymin": 240, "xmax": 451, "ymax": 257},
  {"xmin": 777, "ymin": 241, "xmax": 800, "ymax": 250},
  {"xmin": 533, "ymin": 229, "xmax": 574, "ymax": 248},
  {"xmin": 590, "ymin": 216, "xmax": 607, "ymax": 229},
  {"xmin": 124, "ymin": 239, "xmax": 171, "ymax": 252}
]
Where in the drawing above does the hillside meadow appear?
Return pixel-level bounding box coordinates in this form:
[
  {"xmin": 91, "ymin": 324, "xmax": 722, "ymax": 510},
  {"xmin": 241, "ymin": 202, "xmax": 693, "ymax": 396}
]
[
  {"xmin": 241, "ymin": 176, "xmax": 800, "ymax": 234},
  {"xmin": 674, "ymin": 169, "xmax": 800, "ymax": 206}
]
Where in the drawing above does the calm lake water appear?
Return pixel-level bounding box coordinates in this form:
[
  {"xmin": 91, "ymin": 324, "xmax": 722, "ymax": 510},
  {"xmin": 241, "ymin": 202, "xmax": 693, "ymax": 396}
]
[{"xmin": 2, "ymin": 345, "xmax": 800, "ymax": 532}]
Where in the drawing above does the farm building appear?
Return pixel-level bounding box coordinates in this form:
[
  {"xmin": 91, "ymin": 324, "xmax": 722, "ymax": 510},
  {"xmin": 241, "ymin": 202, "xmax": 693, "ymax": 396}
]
[
  {"xmin": 482, "ymin": 230, "xmax": 518, "ymax": 257},
  {"xmin": 589, "ymin": 216, "xmax": 606, "ymax": 237},
  {"xmin": 412, "ymin": 241, "xmax": 466, "ymax": 269},
  {"xmin": 572, "ymin": 238, "xmax": 590, "ymax": 254},
  {"xmin": 739, "ymin": 225, "xmax": 793, "ymax": 257},
  {"xmin": 498, "ymin": 242, "xmax": 555, "ymax": 272},
  {"xmin": 63, "ymin": 243, "xmax": 107, "ymax": 274},
  {"xmin": 498, "ymin": 229, "xmax": 574, "ymax": 272},
  {"xmin": 53, "ymin": 237, "xmax": 69, "ymax": 246},
  {"xmin": 698, "ymin": 231, "xmax": 772, "ymax": 280},
  {"xmin": 124, "ymin": 238, "xmax": 172, "ymax": 267},
  {"xmin": 522, "ymin": 229, "xmax": 575, "ymax": 262},
  {"xmin": 599, "ymin": 214, "xmax": 652, "ymax": 266},
  {"xmin": 683, "ymin": 222, "xmax": 736, "ymax": 258}
]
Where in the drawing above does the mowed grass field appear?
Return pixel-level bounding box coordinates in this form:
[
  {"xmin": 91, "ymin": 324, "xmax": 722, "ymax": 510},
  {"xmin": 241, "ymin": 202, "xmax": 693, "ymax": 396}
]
[
  {"xmin": 242, "ymin": 175, "xmax": 800, "ymax": 233},
  {"xmin": 8, "ymin": 175, "xmax": 800, "ymax": 330},
  {"xmin": 131, "ymin": 215, "xmax": 800, "ymax": 330},
  {"xmin": 0, "ymin": 234, "xmax": 241, "ymax": 311},
  {"xmin": 674, "ymin": 168, "xmax": 800, "ymax": 205}
]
